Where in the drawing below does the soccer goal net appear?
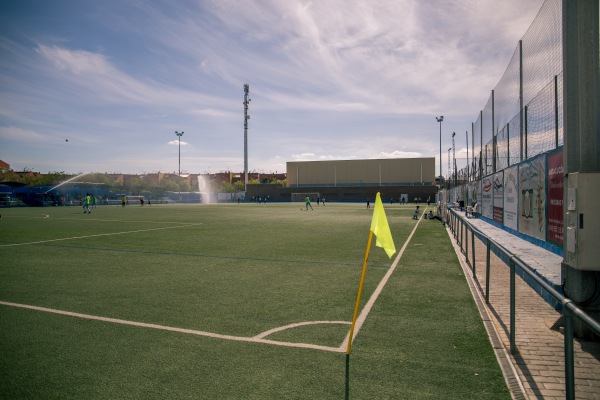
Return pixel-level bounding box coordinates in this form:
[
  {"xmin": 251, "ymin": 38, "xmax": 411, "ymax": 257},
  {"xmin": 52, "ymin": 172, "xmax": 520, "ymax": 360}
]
[{"xmin": 290, "ymin": 192, "xmax": 320, "ymax": 202}]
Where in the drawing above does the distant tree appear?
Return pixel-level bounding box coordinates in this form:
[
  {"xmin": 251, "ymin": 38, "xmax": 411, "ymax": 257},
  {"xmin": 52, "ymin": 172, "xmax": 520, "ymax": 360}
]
[
  {"xmin": 88, "ymin": 173, "xmax": 121, "ymax": 186},
  {"xmin": 41, "ymin": 171, "xmax": 71, "ymax": 186},
  {"xmin": 126, "ymin": 177, "xmax": 144, "ymax": 194},
  {"xmin": 20, "ymin": 174, "xmax": 44, "ymax": 187},
  {"xmin": 220, "ymin": 182, "xmax": 236, "ymax": 193},
  {"xmin": 179, "ymin": 180, "xmax": 191, "ymax": 192},
  {"xmin": 0, "ymin": 169, "xmax": 18, "ymax": 182},
  {"xmin": 233, "ymin": 180, "xmax": 245, "ymax": 192},
  {"xmin": 0, "ymin": 169, "xmax": 63, "ymax": 186},
  {"xmin": 161, "ymin": 179, "xmax": 179, "ymax": 193},
  {"xmin": 271, "ymin": 178, "xmax": 286, "ymax": 186}
]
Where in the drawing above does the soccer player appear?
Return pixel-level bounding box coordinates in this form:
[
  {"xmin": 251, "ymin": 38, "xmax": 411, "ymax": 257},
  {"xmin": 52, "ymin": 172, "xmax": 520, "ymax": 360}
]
[
  {"xmin": 412, "ymin": 205, "xmax": 420, "ymax": 220},
  {"xmin": 83, "ymin": 193, "xmax": 91, "ymax": 213},
  {"xmin": 305, "ymin": 196, "xmax": 313, "ymax": 210}
]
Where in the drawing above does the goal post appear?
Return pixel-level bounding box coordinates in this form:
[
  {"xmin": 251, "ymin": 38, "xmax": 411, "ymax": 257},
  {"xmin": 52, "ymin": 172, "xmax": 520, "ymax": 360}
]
[{"xmin": 290, "ymin": 192, "xmax": 320, "ymax": 202}]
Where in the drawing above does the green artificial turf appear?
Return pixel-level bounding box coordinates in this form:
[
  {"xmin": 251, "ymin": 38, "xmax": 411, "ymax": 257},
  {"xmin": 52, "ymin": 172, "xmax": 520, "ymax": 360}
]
[{"xmin": 0, "ymin": 203, "xmax": 510, "ymax": 399}]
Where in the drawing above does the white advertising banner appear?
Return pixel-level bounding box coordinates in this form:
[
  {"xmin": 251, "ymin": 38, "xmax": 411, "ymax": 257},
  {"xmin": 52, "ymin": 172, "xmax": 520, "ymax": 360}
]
[
  {"xmin": 519, "ymin": 155, "xmax": 547, "ymax": 240},
  {"xmin": 493, "ymin": 172, "xmax": 504, "ymax": 224},
  {"xmin": 481, "ymin": 175, "xmax": 493, "ymax": 219},
  {"xmin": 503, "ymin": 166, "xmax": 519, "ymax": 231},
  {"xmin": 468, "ymin": 181, "xmax": 478, "ymax": 207}
]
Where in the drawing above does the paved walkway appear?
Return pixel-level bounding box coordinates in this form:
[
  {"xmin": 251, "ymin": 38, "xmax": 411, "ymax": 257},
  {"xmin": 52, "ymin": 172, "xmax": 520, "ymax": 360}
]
[{"xmin": 446, "ymin": 214, "xmax": 600, "ymax": 400}]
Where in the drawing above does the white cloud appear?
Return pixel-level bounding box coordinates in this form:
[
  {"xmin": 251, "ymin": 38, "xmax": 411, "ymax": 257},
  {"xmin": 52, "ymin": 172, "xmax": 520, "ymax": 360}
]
[
  {"xmin": 168, "ymin": 140, "xmax": 189, "ymax": 146},
  {"xmin": 375, "ymin": 150, "xmax": 423, "ymax": 159}
]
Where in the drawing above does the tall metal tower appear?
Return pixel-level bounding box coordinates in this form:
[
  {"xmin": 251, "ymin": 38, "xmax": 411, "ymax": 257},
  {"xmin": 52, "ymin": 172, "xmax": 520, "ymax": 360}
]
[
  {"xmin": 436, "ymin": 116, "xmax": 443, "ymax": 187},
  {"xmin": 243, "ymin": 84, "xmax": 250, "ymax": 192},
  {"xmin": 448, "ymin": 148, "xmax": 451, "ymax": 183},
  {"xmin": 452, "ymin": 132, "xmax": 457, "ymax": 188}
]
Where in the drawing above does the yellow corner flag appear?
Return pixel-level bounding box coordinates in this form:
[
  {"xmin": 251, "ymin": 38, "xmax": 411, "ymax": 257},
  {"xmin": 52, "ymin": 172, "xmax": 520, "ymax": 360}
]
[
  {"xmin": 345, "ymin": 192, "xmax": 396, "ymax": 398},
  {"xmin": 370, "ymin": 192, "xmax": 396, "ymax": 258}
]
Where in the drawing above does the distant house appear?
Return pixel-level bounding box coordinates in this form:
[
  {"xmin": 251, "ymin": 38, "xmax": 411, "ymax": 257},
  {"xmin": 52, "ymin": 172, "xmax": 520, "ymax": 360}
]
[{"xmin": 0, "ymin": 160, "xmax": 10, "ymax": 171}]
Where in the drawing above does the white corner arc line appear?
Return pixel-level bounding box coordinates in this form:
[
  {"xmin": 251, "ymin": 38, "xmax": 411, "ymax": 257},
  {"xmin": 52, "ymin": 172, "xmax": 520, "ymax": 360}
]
[
  {"xmin": 254, "ymin": 321, "xmax": 351, "ymax": 340},
  {"xmin": 0, "ymin": 224, "xmax": 203, "ymax": 247},
  {"xmin": 339, "ymin": 209, "xmax": 426, "ymax": 351},
  {"xmin": 0, "ymin": 301, "xmax": 343, "ymax": 353}
]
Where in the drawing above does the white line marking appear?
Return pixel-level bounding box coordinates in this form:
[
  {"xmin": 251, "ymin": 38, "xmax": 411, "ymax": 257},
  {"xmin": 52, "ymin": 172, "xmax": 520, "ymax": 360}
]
[
  {"xmin": 254, "ymin": 321, "xmax": 351, "ymax": 339},
  {"xmin": 0, "ymin": 301, "xmax": 342, "ymax": 353},
  {"xmin": 0, "ymin": 224, "xmax": 203, "ymax": 247},
  {"xmin": 339, "ymin": 210, "xmax": 424, "ymax": 351},
  {"xmin": 6, "ymin": 215, "xmax": 185, "ymax": 224}
]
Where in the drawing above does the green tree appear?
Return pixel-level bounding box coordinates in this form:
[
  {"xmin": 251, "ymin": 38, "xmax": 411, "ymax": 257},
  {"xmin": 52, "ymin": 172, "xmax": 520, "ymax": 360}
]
[
  {"xmin": 179, "ymin": 180, "xmax": 191, "ymax": 192},
  {"xmin": 161, "ymin": 179, "xmax": 179, "ymax": 193},
  {"xmin": 233, "ymin": 180, "xmax": 245, "ymax": 192},
  {"xmin": 220, "ymin": 182, "xmax": 236, "ymax": 193}
]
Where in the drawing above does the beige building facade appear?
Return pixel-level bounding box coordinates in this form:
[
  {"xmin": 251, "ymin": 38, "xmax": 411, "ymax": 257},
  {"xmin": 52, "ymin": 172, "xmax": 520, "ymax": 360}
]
[{"xmin": 287, "ymin": 158, "xmax": 435, "ymax": 187}]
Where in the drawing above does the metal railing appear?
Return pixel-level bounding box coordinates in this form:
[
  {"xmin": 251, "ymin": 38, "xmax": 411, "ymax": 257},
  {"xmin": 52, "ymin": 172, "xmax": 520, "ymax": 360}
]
[{"xmin": 446, "ymin": 208, "xmax": 600, "ymax": 400}]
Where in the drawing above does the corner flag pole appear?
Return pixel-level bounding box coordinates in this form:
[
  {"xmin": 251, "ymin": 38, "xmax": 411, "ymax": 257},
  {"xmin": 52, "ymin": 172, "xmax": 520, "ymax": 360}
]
[
  {"xmin": 346, "ymin": 230, "xmax": 373, "ymax": 356},
  {"xmin": 345, "ymin": 229, "xmax": 373, "ymax": 400},
  {"xmin": 345, "ymin": 192, "xmax": 396, "ymax": 399}
]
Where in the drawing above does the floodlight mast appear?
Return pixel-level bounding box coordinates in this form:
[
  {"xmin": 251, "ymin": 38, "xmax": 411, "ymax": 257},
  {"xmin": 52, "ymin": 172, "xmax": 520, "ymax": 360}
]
[
  {"xmin": 175, "ymin": 131, "xmax": 184, "ymax": 176},
  {"xmin": 243, "ymin": 84, "xmax": 250, "ymax": 192},
  {"xmin": 436, "ymin": 116, "xmax": 443, "ymax": 188},
  {"xmin": 465, "ymin": 130, "xmax": 469, "ymax": 181},
  {"xmin": 448, "ymin": 148, "xmax": 452, "ymax": 187},
  {"xmin": 452, "ymin": 132, "xmax": 457, "ymax": 188}
]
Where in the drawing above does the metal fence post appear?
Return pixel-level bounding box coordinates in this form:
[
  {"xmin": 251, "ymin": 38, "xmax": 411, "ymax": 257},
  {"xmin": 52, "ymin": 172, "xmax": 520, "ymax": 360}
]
[
  {"xmin": 510, "ymin": 257, "xmax": 516, "ymax": 354},
  {"xmin": 465, "ymin": 223, "xmax": 470, "ymax": 267},
  {"xmin": 471, "ymin": 228, "xmax": 476, "ymax": 276},
  {"xmin": 564, "ymin": 304, "xmax": 575, "ymax": 400},
  {"xmin": 453, "ymin": 211, "xmax": 457, "ymax": 238},
  {"xmin": 460, "ymin": 218, "xmax": 464, "ymax": 253},
  {"xmin": 485, "ymin": 238, "xmax": 491, "ymax": 304}
]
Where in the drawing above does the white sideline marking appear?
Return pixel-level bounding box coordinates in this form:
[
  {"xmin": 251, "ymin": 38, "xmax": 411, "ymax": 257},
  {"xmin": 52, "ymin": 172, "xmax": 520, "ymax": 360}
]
[
  {"xmin": 0, "ymin": 224, "xmax": 203, "ymax": 247},
  {"xmin": 0, "ymin": 301, "xmax": 343, "ymax": 353},
  {"xmin": 339, "ymin": 208, "xmax": 425, "ymax": 351},
  {"xmin": 8, "ymin": 214, "xmax": 186, "ymax": 225}
]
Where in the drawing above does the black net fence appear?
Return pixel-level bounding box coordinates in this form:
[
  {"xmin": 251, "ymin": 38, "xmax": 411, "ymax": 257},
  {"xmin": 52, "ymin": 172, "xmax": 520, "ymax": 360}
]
[{"xmin": 453, "ymin": 0, "xmax": 563, "ymax": 186}]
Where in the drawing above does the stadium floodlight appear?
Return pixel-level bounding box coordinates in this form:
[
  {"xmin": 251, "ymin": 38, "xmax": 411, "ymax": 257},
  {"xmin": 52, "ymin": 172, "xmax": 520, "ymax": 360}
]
[
  {"xmin": 452, "ymin": 132, "xmax": 457, "ymax": 188},
  {"xmin": 436, "ymin": 116, "xmax": 444, "ymax": 187},
  {"xmin": 447, "ymin": 147, "xmax": 452, "ymax": 186},
  {"xmin": 175, "ymin": 131, "xmax": 184, "ymax": 176}
]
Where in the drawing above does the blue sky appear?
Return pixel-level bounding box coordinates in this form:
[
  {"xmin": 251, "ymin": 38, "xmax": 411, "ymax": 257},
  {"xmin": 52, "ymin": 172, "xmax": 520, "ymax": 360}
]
[{"xmin": 0, "ymin": 0, "xmax": 544, "ymax": 176}]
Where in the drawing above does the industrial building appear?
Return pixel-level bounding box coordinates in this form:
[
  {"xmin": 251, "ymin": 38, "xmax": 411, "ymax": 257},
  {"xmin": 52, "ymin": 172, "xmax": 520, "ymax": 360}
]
[{"xmin": 246, "ymin": 158, "xmax": 437, "ymax": 202}]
